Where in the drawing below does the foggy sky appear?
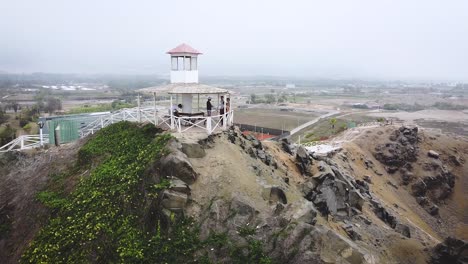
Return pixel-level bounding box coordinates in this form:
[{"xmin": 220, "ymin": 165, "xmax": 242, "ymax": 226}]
[{"xmin": 1, "ymin": 0, "xmax": 467, "ymax": 81}]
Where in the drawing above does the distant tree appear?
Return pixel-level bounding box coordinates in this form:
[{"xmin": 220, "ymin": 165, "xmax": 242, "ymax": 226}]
[
  {"xmin": 329, "ymin": 117, "xmax": 337, "ymax": 130},
  {"xmin": 265, "ymin": 94, "xmax": 276, "ymax": 104},
  {"xmin": 250, "ymin": 94, "xmax": 257, "ymax": 104},
  {"xmin": 45, "ymin": 98, "xmax": 62, "ymax": 114},
  {"xmin": 277, "ymin": 94, "xmax": 288, "ymax": 103},
  {"xmin": 35, "ymin": 99, "xmax": 45, "ymax": 113},
  {"xmin": 10, "ymin": 101, "xmax": 19, "ymax": 113},
  {"xmin": 0, "ymin": 109, "xmax": 7, "ymax": 125}
]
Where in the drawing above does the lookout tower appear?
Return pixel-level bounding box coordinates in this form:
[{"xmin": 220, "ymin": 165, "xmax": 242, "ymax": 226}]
[
  {"xmin": 167, "ymin": 43, "xmax": 202, "ymax": 84},
  {"xmin": 139, "ymin": 44, "xmax": 232, "ymax": 135}
]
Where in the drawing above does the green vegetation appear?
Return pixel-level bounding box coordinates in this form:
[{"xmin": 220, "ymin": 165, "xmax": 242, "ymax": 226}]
[
  {"xmin": 432, "ymin": 102, "xmax": 467, "ymax": 110},
  {"xmin": 0, "ymin": 124, "xmax": 16, "ymax": 145},
  {"xmin": 22, "ymin": 122, "xmax": 172, "ymax": 263},
  {"xmin": 297, "ymin": 113, "xmax": 384, "ymax": 143},
  {"xmin": 22, "ymin": 121, "xmax": 272, "ymax": 263},
  {"xmin": 67, "ymin": 100, "xmax": 134, "ymax": 114},
  {"xmin": 383, "ymin": 103, "xmax": 425, "ymax": 111}
]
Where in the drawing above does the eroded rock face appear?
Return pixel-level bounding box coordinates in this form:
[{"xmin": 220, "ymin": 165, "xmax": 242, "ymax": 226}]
[
  {"xmin": 373, "ymin": 126, "xmax": 420, "ymax": 173},
  {"xmin": 296, "ymin": 146, "xmax": 313, "ymax": 176},
  {"xmin": 281, "ymin": 137, "xmax": 294, "ymax": 155},
  {"xmin": 431, "ymin": 237, "xmax": 468, "ymax": 264},
  {"xmin": 411, "ymin": 163, "xmax": 455, "ymax": 215}
]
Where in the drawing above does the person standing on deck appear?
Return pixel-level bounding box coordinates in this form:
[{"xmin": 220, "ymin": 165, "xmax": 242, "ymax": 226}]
[
  {"xmin": 206, "ymin": 97, "xmax": 213, "ymax": 116},
  {"xmin": 219, "ymin": 96, "xmax": 225, "ymax": 125}
]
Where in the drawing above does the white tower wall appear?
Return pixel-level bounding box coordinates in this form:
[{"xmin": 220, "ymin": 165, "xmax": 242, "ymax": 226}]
[
  {"xmin": 182, "ymin": 94, "xmax": 193, "ymax": 113},
  {"xmin": 170, "ymin": 70, "xmax": 199, "ymax": 83}
]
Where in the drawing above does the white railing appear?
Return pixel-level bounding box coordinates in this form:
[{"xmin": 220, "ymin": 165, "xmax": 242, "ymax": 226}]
[
  {"xmin": 0, "ymin": 134, "xmax": 50, "ymax": 152},
  {"xmin": 0, "ymin": 107, "xmax": 233, "ymax": 152},
  {"xmin": 78, "ymin": 107, "xmax": 171, "ymax": 138},
  {"xmin": 174, "ymin": 110, "xmax": 234, "ymax": 135}
]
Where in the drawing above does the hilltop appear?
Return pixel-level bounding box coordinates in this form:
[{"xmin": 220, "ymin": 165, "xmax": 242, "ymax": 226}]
[{"xmin": 0, "ymin": 122, "xmax": 467, "ymax": 263}]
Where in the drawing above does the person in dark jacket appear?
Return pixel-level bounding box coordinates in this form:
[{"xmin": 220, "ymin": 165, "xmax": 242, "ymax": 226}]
[{"xmin": 206, "ymin": 97, "xmax": 213, "ymax": 116}]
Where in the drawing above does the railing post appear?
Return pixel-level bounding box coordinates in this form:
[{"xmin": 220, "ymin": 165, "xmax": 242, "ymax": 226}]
[
  {"xmin": 206, "ymin": 117, "xmax": 212, "ymax": 135},
  {"xmin": 101, "ymin": 117, "xmax": 104, "ymax": 128},
  {"xmin": 170, "ymin": 95, "xmax": 174, "ymax": 129},
  {"xmin": 20, "ymin": 136, "xmax": 24, "ymax": 149},
  {"xmin": 177, "ymin": 118, "xmax": 181, "ymax": 133},
  {"xmin": 223, "ymin": 113, "xmax": 227, "ymax": 129},
  {"xmin": 39, "ymin": 127, "xmax": 44, "ymax": 147}
]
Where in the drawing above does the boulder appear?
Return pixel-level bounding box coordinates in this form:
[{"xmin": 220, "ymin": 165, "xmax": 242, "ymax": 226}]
[
  {"xmin": 310, "ymin": 228, "xmax": 378, "ymax": 264},
  {"xmin": 269, "ymin": 187, "xmax": 288, "ymax": 204},
  {"xmin": 161, "ymin": 190, "xmax": 188, "ymax": 210},
  {"xmin": 181, "ymin": 143, "xmax": 206, "ymax": 158},
  {"xmin": 286, "ymin": 201, "xmax": 318, "ymax": 225},
  {"xmin": 168, "ymin": 177, "xmax": 191, "ymax": 194},
  {"xmin": 318, "ymin": 161, "xmax": 327, "ymax": 171},
  {"xmin": 252, "ymin": 139, "xmax": 262, "ymax": 149},
  {"xmin": 300, "ymin": 179, "xmax": 318, "ymax": 198},
  {"xmin": 411, "ymin": 180, "xmax": 427, "ymax": 196},
  {"xmin": 429, "ymin": 204, "xmax": 439, "ymax": 216},
  {"xmin": 348, "ymin": 190, "xmax": 365, "ymax": 210},
  {"xmin": 257, "ymin": 149, "xmax": 266, "ymax": 160},
  {"xmin": 342, "ymin": 223, "xmax": 362, "ymax": 241},
  {"xmin": 431, "ymin": 237, "xmax": 468, "ymax": 264},
  {"xmin": 394, "ymin": 223, "xmax": 411, "ymax": 238},
  {"xmin": 363, "ymin": 175, "xmax": 372, "ymax": 184},
  {"xmin": 428, "ymin": 150, "xmax": 440, "ymax": 159},
  {"xmin": 160, "ymin": 151, "xmax": 198, "ymax": 184},
  {"xmin": 296, "ymin": 146, "xmax": 313, "ymax": 176},
  {"xmin": 281, "ymin": 137, "xmax": 294, "ymax": 155}
]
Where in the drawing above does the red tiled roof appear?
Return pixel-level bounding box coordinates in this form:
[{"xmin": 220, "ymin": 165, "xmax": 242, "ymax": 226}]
[{"xmin": 167, "ymin": 43, "xmax": 202, "ymax": 55}]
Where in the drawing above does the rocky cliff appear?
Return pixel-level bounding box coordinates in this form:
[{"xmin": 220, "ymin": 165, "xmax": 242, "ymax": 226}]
[{"xmin": 0, "ymin": 123, "xmax": 467, "ymax": 263}]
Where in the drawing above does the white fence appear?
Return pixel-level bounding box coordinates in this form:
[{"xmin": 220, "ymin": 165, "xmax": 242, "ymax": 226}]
[
  {"xmin": 0, "ymin": 134, "xmax": 49, "ymax": 153},
  {"xmin": 0, "ymin": 106, "xmax": 234, "ymax": 152}
]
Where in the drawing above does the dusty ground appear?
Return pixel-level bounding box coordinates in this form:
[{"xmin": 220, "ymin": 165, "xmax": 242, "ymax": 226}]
[
  {"xmin": 368, "ymin": 109, "xmax": 468, "ymax": 123},
  {"xmin": 187, "ymin": 132, "xmax": 304, "ymax": 220},
  {"xmin": 234, "ymin": 107, "xmax": 319, "ymax": 130},
  {"xmin": 0, "ymin": 140, "xmax": 86, "ymax": 263},
  {"xmin": 347, "ymin": 125, "xmax": 468, "ymax": 241},
  {"xmin": 183, "ymin": 126, "xmax": 464, "ymax": 263}
]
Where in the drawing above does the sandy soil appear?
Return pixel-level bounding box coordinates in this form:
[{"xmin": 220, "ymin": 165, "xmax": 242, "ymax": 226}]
[
  {"xmin": 348, "ymin": 125, "xmax": 468, "ymax": 241},
  {"xmin": 368, "ymin": 109, "xmax": 468, "ymax": 123},
  {"xmin": 187, "ymin": 133, "xmax": 305, "ymax": 221}
]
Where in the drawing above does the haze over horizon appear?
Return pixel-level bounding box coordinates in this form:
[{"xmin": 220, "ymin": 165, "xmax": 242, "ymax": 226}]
[{"xmin": 1, "ymin": 0, "xmax": 467, "ymax": 82}]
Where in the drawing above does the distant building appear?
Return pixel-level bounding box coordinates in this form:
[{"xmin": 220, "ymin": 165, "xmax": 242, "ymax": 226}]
[{"xmin": 286, "ymin": 84, "xmax": 295, "ymax": 89}]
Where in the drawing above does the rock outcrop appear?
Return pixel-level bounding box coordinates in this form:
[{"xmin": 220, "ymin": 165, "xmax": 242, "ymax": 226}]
[
  {"xmin": 431, "ymin": 237, "xmax": 468, "ymax": 264},
  {"xmin": 373, "ymin": 126, "xmax": 419, "ymax": 173}
]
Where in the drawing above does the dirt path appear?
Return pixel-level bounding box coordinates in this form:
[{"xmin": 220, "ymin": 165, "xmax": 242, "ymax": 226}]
[{"xmin": 289, "ymin": 110, "xmax": 339, "ymax": 136}]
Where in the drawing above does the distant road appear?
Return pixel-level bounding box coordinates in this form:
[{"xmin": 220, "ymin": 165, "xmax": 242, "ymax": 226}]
[{"xmin": 289, "ymin": 110, "xmax": 340, "ymax": 136}]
